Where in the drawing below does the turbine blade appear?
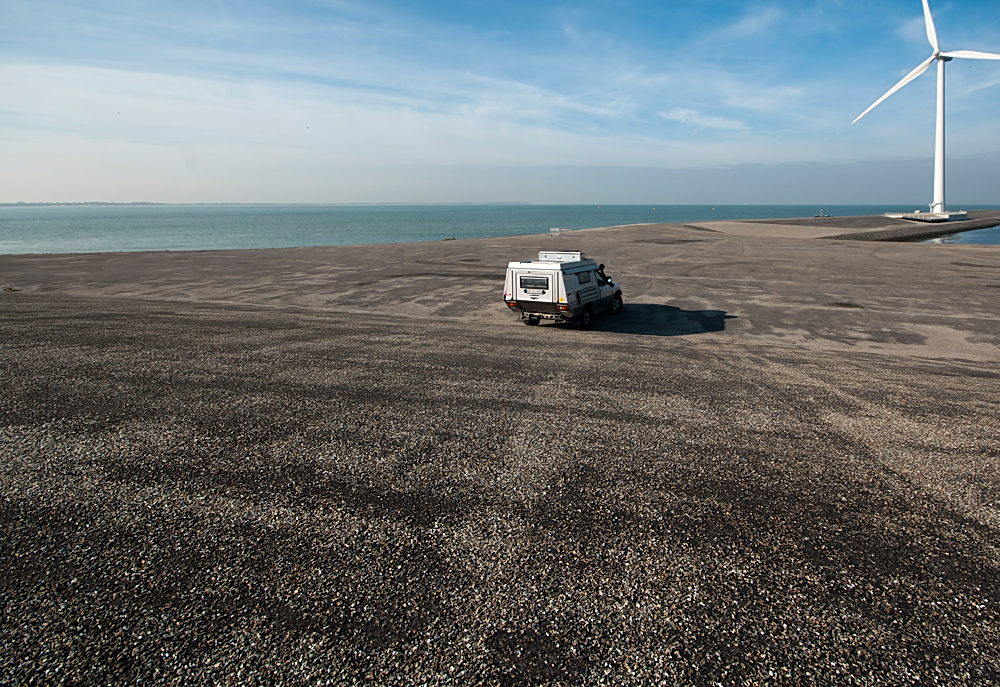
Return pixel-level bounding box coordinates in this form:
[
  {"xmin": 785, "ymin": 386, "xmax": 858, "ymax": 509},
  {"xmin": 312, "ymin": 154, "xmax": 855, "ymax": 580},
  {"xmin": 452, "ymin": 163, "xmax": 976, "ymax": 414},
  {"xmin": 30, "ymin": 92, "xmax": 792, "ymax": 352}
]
[
  {"xmin": 940, "ymin": 50, "xmax": 1000, "ymax": 61},
  {"xmin": 923, "ymin": 0, "xmax": 939, "ymax": 51},
  {"xmin": 853, "ymin": 55, "xmax": 936, "ymax": 124}
]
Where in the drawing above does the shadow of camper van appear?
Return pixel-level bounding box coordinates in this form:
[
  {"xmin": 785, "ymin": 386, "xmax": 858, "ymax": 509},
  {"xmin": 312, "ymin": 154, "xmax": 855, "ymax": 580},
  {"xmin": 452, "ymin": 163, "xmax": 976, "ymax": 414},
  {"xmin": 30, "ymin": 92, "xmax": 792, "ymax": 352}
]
[{"xmin": 593, "ymin": 304, "xmax": 736, "ymax": 337}]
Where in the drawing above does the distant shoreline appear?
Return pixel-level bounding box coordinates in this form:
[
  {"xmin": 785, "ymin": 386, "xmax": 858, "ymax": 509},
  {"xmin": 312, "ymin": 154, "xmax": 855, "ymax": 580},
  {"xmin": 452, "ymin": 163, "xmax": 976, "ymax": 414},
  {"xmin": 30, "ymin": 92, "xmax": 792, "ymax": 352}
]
[
  {"xmin": 0, "ymin": 201, "xmax": 537, "ymax": 207},
  {"xmin": 0, "ymin": 201, "xmax": 167, "ymax": 207},
  {"xmin": 5, "ymin": 201, "xmax": 999, "ymax": 209}
]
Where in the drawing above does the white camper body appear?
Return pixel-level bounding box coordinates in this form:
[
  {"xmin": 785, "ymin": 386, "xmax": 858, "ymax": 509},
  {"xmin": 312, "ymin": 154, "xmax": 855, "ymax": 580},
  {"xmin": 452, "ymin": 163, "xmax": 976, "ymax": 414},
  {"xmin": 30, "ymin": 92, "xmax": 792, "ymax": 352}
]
[{"xmin": 503, "ymin": 251, "xmax": 623, "ymax": 327}]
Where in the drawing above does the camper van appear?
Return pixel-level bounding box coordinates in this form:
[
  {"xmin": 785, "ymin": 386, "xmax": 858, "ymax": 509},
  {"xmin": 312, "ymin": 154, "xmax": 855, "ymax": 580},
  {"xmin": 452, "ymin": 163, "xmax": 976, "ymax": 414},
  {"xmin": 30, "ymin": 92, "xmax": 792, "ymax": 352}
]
[{"xmin": 503, "ymin": 251, "xmax": 623, "ymax": 328}]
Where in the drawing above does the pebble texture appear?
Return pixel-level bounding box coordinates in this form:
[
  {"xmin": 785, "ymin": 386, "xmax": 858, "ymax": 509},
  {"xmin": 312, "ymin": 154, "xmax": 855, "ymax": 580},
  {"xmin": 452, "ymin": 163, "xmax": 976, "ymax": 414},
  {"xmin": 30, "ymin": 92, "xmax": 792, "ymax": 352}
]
[{"xmin": 2, "ymin": 216, "xmax": 999, "ymax": 684}]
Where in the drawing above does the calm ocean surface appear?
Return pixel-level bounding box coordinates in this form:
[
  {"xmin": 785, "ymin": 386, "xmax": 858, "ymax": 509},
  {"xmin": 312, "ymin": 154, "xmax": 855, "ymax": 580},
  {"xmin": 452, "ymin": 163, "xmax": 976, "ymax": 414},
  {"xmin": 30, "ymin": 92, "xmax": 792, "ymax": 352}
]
[
  {"xmin": 927, "ymin": 225, "xmax": 1000, "ymax": 244},
  {"xmin": 1, "ymin": 204, "xmax": 998, "ymax": 254}
]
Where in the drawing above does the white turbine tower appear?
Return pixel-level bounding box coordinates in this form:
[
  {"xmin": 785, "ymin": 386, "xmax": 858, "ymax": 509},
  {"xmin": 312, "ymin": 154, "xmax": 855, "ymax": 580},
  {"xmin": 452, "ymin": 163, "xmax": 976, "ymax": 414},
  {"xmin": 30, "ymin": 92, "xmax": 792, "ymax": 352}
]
[{"xmin": 853, "ymin": 0, "xmax": 1000, "ymax": 219}]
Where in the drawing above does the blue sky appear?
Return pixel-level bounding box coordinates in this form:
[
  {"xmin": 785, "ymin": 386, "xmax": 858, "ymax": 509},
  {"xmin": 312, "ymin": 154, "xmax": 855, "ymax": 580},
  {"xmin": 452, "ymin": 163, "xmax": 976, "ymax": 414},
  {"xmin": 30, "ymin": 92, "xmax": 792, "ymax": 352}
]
[{"xmin": 3, "ymin": 0, "xmax": 1000, "ymax": 203}]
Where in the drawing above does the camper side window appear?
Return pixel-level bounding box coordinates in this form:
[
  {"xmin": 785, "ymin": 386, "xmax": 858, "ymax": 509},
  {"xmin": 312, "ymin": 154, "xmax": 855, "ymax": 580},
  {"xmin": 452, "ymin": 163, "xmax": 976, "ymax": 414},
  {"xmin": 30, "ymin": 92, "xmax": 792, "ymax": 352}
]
[
  {"xmin": 577, "ymin": 271, "xmax": 591, "ymax": 284},
  {"xmin": 519, "ymin": 276, "xmax": 548, "ymax": 290}
]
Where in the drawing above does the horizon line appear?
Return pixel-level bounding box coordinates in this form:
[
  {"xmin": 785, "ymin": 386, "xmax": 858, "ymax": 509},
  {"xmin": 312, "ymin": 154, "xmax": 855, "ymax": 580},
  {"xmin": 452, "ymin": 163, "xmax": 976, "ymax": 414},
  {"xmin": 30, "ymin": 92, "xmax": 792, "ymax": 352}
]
[{"xmin": 6, "ymin": 201, "xmax": 996, "ymax": 208}]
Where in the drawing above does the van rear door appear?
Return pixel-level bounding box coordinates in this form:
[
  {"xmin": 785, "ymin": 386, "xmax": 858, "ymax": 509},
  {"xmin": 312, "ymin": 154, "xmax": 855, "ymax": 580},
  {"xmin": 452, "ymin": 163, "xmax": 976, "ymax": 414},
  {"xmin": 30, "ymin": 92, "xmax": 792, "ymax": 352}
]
[{"xmin": 515, "ymin": 270, "xmax": 560, "ymax": 312}]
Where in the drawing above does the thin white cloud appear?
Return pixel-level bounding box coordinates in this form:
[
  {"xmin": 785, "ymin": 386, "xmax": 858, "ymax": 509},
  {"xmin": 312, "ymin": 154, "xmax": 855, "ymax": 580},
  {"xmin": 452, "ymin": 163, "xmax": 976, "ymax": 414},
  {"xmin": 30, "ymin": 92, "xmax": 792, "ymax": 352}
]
[
  {"xmin": 723, "ymin": 84, "xmax": 806, "ymax": 113},
  {"xmin": 660, "ymin": 108, "xmax": 747, "ymax": 131},
  {"xmin": 956, "ymin": 71, "xmax": 1000, "ymax": 98},
  {"xmin": 716, "ymin": 5, "xmax": 784, "ymax": 39},
  {"xmin": 896, "ymin": 14, "xmax": 929, "ymax": 46}
]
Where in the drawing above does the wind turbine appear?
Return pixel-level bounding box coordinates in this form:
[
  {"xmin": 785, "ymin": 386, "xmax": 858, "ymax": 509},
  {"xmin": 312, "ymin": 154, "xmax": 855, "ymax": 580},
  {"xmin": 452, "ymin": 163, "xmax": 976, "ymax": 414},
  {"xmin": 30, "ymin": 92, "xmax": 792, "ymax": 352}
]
[{"xmin": 853, "ymin": 0, "xmax": 1000, "ymax": 218}]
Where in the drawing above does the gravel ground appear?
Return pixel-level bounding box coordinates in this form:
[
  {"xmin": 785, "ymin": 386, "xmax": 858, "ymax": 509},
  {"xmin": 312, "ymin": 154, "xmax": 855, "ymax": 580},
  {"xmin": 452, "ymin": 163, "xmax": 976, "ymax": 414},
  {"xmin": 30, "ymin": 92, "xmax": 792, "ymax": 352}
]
[{"xmin": 2, "ymin": 292, "xmax": 998, "ymax": 685}]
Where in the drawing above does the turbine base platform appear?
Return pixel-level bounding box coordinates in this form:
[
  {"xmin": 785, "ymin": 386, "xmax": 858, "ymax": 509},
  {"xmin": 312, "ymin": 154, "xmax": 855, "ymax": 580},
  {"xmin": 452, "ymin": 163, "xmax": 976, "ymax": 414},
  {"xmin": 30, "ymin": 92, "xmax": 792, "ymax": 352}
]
[{"xmin": 885, "ymin": 211, "xmax": 968, "ymax": 223}]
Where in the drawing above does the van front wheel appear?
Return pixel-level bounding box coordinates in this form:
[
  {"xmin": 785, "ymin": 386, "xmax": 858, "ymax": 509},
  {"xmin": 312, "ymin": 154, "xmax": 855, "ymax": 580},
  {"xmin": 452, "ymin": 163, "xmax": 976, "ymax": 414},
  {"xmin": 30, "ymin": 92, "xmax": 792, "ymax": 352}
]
[{"xmin": 610, "ymin": 294, "xmax": 623, "ymax": 315}]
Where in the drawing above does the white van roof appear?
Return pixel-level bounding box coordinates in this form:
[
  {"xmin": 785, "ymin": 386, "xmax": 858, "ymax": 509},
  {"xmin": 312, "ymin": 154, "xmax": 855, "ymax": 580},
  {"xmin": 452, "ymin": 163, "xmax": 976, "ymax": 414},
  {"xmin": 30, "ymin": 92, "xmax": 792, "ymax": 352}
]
[
  {"xmin": 507, "ymin": 251, "xmax": 597, "ymax": 271},
  {"xmin": 537, "ymin": 251, "xmax": 586, "ymax": 262}
]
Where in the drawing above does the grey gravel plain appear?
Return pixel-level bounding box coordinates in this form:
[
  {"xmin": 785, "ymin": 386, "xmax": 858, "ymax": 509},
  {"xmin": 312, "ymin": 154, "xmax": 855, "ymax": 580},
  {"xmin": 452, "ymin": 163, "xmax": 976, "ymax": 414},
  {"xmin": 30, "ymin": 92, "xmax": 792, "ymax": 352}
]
[{"xmin": 2, "ymin": 214, "xmax": 1000, "ymax": 685}]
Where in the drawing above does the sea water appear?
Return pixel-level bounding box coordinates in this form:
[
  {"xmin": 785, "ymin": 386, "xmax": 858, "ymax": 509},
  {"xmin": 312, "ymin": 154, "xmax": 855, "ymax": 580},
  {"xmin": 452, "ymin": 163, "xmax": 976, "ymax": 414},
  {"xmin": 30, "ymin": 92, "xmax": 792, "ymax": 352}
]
[
  {"xmin": 1, "ymin": 204, "xmax": 998, "ymax": 255},
  {"xmin": 926, "ymin": 225, "xmax": 1000, "ymax": 244}
]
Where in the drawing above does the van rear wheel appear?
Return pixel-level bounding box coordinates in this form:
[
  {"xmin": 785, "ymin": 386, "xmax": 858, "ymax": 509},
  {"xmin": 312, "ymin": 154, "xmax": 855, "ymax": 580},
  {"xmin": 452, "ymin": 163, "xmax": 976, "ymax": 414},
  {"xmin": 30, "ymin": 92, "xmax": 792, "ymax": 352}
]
[
  {"xmin": 524, "ymin": 315, "xmax": 541, "ymax": 326},
  {"xmin": 579, "ymin": 307, "xmax": 594, "ymax": 330}
]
